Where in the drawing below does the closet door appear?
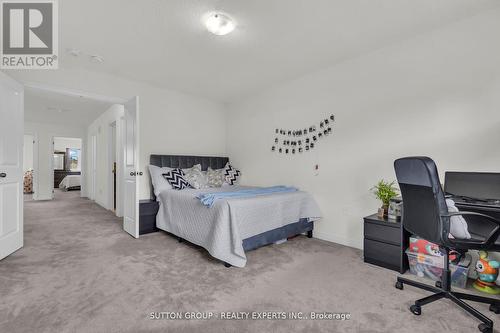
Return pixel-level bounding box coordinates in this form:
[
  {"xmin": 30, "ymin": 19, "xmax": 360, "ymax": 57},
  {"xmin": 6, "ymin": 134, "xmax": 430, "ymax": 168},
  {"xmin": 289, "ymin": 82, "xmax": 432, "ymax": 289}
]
[{"xmin": 0, "ymin": 72, "xmax": 24, "ymax": 260}]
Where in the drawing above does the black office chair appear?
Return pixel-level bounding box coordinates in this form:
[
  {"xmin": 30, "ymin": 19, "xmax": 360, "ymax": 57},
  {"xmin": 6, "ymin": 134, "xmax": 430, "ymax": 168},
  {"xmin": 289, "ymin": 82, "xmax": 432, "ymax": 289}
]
[{"xmin": 394, "ymin": 157, "xmax": 500, "ymax": 333}]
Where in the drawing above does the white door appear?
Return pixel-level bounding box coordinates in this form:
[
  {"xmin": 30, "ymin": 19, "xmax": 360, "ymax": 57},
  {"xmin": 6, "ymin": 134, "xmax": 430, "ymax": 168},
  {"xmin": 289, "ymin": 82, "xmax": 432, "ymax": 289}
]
[
  {"xmin": 123, "ymin": 97, "xmax": 139, "ymax": 238},
  {"xmin": 0, "ymin": 72, "xmax": 24, "ymax": 260},
  {"xmin": 91, "ymin": 135, "xmax": 97, "ymax": 200}
]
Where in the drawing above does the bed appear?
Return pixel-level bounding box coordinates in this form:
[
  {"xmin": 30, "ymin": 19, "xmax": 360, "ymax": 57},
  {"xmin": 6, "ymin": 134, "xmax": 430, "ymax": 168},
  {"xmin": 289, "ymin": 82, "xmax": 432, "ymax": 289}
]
[
  {"xmin": 24, "ymin": 170, "xmax": 33, "ymax": 194},
  {"xmin": 58, "ymin": 175, "xmax": 81, "ymax": 191},
  {"xmin": 150, "ymin": 154, "xmax": 322, "ymax": 267}
]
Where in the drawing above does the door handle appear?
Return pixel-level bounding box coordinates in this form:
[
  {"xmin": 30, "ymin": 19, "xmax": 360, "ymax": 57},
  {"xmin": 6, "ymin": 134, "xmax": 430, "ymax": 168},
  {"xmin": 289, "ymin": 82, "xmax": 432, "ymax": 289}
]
[
  {"xmin": 130, "ymin": 171, "xmax": 136, "ymax": 176},
  {"xmin": 0, "ymin": 172, "xmax": 6, "ymax": 178},
  {"xmin": 137, "ymin": 171, "xmax": 143, "ymax": 176}
]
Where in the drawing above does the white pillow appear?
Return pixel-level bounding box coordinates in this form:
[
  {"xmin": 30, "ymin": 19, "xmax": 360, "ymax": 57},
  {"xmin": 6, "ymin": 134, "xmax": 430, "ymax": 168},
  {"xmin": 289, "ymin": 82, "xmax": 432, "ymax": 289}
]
[
  {"xmin": 446, "ymin": 199, "xmax": 471, "ymax": 239},
  {"xmin": 148, "ymin": 165, "xmax": 173, "ymax": 197}
]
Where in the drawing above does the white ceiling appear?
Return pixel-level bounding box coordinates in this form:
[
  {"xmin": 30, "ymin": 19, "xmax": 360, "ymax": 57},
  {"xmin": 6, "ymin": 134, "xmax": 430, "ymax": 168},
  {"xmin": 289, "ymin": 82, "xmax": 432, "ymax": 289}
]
[
  {"xmin": 50, "ymin": 1, "xmax": 500, "ymax": 102},
  {"xmin": 24, "ymin": 87, "xmax": 113, "ymax": 126}
]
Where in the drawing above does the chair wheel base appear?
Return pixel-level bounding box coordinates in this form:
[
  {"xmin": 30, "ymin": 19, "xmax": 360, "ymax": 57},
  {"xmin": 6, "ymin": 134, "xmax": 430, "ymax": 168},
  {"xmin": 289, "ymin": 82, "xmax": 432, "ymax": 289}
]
[
  {"xmin": 410, "ymin": 304, "xmax": 421, "ymax": 316},
  {"xmin": 395, "ymin": 281, "xmax": 403, "ymax": 290},
  {"xmin": 478, "ymin": 323, "xmax": 492, "ymax": 333},
  {"xmin": 489, "ymin": 303, "xmax": 500, "ymax": 314}
]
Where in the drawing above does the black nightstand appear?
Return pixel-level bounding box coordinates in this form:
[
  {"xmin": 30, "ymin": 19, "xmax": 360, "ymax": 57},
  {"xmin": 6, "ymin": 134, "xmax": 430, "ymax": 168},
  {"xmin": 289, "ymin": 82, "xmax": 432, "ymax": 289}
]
[
  {"xmin": 139, "ymin": 200, "xmax": 159, "ymax": 235},
  {"xmin": 363, "ymin": 214, "xmax": 409, "ymax": 273}
]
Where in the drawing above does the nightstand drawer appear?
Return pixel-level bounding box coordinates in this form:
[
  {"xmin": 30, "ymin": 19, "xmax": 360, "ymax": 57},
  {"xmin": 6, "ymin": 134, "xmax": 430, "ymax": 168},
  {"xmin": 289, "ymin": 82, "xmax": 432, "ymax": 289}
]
[
  {"xmin": 139, "ymin": 200, "xmax": 159, "ymax": 235},
  {"xmin": 364, "ymin": 222, "xmax": 400, "ymax": 245},
  {"xmin": 139, "ymin": 214, "xmax": 158, "ymax": 235},
  {"xmin": 364, "ymin": 239, "xmax": 400, "ymax": 271}
]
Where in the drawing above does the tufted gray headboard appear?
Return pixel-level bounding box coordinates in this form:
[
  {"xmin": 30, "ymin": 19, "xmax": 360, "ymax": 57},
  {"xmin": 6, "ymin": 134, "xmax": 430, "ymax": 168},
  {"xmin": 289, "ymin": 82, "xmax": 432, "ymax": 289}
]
[{"xmin": 149, "ymin": 154, "xmax": 229, "ymax": 199}]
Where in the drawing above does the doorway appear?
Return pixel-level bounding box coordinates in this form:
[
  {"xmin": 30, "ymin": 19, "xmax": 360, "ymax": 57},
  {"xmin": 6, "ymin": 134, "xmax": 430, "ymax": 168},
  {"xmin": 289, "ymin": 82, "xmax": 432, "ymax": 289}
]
[
  {"xmin": 1, "ymin": 72, "xmax": 141, "ymax": 263},
  {"xmin": 52, "ymin": 137, "xmax": 83, "ymax": 197},
  {"xmin": 23, "ymin": 134, "xmax": 36, "ymax": 201},
  {"xmin": 90, "ymin": 135, "xmax": 97, "ymax": 201},
  {"xmin": 109, "ymin": 122, "xmax": 117, "ymax": 213}
]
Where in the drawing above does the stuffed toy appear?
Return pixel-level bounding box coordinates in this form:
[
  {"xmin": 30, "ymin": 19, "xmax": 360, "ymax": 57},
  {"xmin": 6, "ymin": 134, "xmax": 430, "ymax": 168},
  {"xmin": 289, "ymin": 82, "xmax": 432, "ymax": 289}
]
[{"xmin": 472, "ymin": 251, "xmax": 500, "ymax": 295}]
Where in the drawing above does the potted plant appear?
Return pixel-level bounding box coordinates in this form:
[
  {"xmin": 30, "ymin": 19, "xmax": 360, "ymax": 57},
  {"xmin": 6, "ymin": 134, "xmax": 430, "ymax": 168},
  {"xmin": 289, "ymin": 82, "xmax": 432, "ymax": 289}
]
[{"xmin": 371, "ymin": 180, "xmax": 399, "ymax": 218}]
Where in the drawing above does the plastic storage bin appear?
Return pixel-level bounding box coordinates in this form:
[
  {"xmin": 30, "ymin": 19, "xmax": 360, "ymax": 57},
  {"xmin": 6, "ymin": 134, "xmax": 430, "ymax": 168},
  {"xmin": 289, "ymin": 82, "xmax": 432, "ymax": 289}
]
[{"xmin": 406, "ymin": 250, "xmax": 471, "ymax": 289}]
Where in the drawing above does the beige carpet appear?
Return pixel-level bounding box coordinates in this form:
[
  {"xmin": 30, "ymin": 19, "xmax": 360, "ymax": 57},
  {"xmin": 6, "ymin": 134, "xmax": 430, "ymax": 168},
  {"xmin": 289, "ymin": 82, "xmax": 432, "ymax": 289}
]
[{"xmin": 0, "ymin": 191, "xmax": 498, "ymax": 333}]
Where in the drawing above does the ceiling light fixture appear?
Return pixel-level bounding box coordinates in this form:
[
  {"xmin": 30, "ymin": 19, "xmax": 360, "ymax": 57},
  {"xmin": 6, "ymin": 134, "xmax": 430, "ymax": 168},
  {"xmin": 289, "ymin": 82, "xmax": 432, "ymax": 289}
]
[
  {"xmin": 66, "ymin": 48, "xmax": 104, "ymax": 63},
  {"xmin": 90, "ymin": 55, "xmax": 104, "ymax": 63},
  {"xmin": 204, "ymin": 12, "xmax": 235, "ymax": 36},
  {"xmin": 67, "ymin": 48, "xmax": 81, "ymax": 57},
  {"xmin": 47, "ymin": 107, "xmax": 71, "ymax": 113}
]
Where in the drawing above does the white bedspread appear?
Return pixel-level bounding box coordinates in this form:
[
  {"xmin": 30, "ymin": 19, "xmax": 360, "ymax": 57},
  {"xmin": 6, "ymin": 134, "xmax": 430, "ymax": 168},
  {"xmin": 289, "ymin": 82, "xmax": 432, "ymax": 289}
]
[
  {"xmin": 59, "ymin": 175, "xmax": 81, "ymax": 190},
  {"xmin": 156, "ymin": 186, "xmax": 322, "ymax": 267}
]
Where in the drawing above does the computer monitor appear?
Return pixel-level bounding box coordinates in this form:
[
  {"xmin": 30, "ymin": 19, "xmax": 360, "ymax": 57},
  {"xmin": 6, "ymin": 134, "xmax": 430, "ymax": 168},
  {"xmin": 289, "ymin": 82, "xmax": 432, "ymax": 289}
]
[{"xmin": 444, "ymin": 172, "xmax": 500, "ymax": 200}]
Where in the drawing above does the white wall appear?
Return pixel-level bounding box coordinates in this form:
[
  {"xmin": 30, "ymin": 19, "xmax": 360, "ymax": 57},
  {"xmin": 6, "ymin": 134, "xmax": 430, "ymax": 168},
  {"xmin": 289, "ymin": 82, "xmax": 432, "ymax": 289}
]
[
  {"xmin": 87, "ymin": 104, "xmax": 124, "ymax": 213},
  {"xmin": 226, "ymin": 8, "xmax": 500, "ymax": 250},
  {"xmin": 54, "ymin": 137, "xmax": 82, "ymax": 152},
  {"xmin": 23, "ymin": 135, "xmax": 34, "ymax": 172},
  {"xmin": 24, "ymin": 122, "xmax": 86, "ymax": 200},
  {"xmin": 8, "ymin": 69, "xmax": 228, "ymax": 200}
]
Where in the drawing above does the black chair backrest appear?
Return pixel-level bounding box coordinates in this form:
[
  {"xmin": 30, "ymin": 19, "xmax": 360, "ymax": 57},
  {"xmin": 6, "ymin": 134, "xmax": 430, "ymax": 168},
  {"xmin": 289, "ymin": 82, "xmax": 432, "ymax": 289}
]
[{"xmin": 394, "ymin": 157, "xmax": 450, "ymax": 245}]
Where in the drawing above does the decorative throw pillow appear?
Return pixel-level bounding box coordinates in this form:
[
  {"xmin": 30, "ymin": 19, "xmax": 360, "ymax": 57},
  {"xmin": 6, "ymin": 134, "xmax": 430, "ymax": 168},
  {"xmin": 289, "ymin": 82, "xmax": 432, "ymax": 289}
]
[
  {"xmin": 206, "ymin": 167, "xmax": 225, "ymax": 187},
  {"xmin": 183, "ymin": 164, "xmax": 209, "ymax": 189},
  {"xmin": 446, "ymin": 199, "xmax": 471, "ymax": 239},
  {"xmin": 162, "ymin": 169, "xmax": 190, "ymax": 190},
  {"xmin": 224, "ymin": 163, "xmax": 241, "ymax": 186}
]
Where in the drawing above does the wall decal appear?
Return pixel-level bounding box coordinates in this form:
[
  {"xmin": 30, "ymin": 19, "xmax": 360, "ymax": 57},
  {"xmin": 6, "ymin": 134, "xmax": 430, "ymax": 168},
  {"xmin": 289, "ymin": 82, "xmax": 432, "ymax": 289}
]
[{"xmin": 271, "ymin": 114, "xmax": 335, "ymax": 155}]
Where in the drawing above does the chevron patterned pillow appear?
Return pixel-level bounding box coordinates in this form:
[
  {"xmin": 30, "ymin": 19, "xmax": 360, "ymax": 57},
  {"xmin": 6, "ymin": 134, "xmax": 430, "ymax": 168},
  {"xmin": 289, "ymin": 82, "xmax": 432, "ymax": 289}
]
[
  {"xmin": 224, "ymin": 163, "xmax": 241, "ymax": 185},
  {"xmin": 162, "ymin": 168, "xmax": 191, "ymax": 190}
]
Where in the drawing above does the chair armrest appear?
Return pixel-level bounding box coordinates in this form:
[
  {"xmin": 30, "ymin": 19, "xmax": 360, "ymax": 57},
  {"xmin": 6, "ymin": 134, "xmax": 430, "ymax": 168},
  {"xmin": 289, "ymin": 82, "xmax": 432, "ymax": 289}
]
[
  {"xmin": 442, "ymin": 211, "xmax": 500, "ymax": 225},
  {"xmin": 441, "ymin": 211, "xmax": 500, "ymax": 248}
]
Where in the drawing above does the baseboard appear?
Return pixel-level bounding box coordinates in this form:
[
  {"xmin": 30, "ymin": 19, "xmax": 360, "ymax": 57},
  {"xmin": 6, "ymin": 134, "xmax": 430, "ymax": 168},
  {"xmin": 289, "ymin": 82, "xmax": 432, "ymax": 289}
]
[
  {"xmin": 94, "ymin": 197, "xmax": 107, "ymax": 208},
  {"xmin": 313, "ymin": 231, "xmax": 362, "ymax": 250},
  {"xmin": 34, "ymin": 194, "xmax": 53, "ymax": 201}
]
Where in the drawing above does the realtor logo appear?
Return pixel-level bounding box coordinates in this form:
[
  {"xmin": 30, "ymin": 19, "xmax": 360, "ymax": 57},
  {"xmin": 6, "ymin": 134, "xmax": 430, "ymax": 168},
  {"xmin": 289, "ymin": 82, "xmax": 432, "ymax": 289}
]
[{"xmin": 1, "ymin": 0, "xmax": 58, "ymax": 69}]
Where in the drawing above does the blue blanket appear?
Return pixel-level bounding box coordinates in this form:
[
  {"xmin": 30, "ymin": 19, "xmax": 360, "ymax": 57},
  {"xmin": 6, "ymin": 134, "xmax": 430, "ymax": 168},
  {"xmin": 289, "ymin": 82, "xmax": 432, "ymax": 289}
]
[{"xmin": 196, "ymin": 186, "xmax": 298, "ymax": 207}]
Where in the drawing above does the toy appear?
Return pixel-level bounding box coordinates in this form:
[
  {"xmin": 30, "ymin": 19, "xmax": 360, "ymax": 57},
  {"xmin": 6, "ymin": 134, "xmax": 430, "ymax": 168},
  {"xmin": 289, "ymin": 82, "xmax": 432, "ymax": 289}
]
[
  {"xmin": 472, "ymin": 251, "xmax": 500, "ymax": 295},
  {"xmin": 409, "ymin": 237, "xmax": 458, "ymax": 261},
  {"xmin": 409, "ymin": 237, "xmax": 442, "ymax": 256}
]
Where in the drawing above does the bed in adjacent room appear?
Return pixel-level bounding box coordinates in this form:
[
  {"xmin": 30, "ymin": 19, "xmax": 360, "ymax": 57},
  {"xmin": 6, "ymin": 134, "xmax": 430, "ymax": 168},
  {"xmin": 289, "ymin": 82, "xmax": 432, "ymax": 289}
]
[
  {"xmin": 149, "ymin": 154, "xmax": 322, "ymax": 267},
  {"xmin": 58, "ymin": 175, "xmax": 81, "ymax": 191}
]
